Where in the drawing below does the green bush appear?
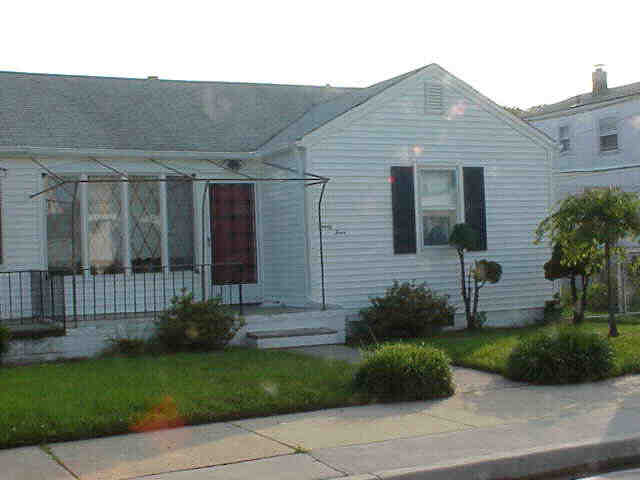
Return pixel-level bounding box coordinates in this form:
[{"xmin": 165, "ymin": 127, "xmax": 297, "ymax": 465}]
[
  {"xmin": 541, "ymin": 294, "xmax": 563, "ymax": 325},
  {"xmin": 105, "ymin": 337, "xmax": 147, "ymax": 356},
  {"xmin": 506, "ymin": 327, "xmax": 614, "ymax": 384},
  {"xmin": 359, "ymin": 281, "xmax": 455, "ymax": 341},
  {"xmin": 354, "ymin": 343, "xmax": 455, "ymax": 401},
  {"xmin": 0, "ymin": 325, "xmax": 10, "ymax": 360},
  {"xmin": 559, "ymin": 281, "xmax": 617, "ymax": 313},
  {"xmin": 153, "ymin": 292, "xmax": 246, "ymax": 352}
]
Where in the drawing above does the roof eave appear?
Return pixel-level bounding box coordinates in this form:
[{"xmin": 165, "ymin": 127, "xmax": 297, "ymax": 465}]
[{"xmin": 0, "ymin": 146, "xmax": 262, "ymax": 160}]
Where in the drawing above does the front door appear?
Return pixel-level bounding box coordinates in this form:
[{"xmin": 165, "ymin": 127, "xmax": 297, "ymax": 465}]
[{"xmin": 210, "ymin": 184, "xmax": 261, "ymax": 303}]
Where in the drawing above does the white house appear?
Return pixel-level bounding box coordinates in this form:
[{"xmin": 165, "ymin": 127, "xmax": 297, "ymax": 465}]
[
  {"xmin": 525, "ymin": 67, "xmax": 640, "ymax": 200},
  {"xmin": 0, "ymin": 63, "xmax": 555, "ymax": 356}
]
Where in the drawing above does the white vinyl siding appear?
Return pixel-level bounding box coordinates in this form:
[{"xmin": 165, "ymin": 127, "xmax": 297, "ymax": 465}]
[
  {"xmin": 305, "ymin": 71, "xmax": 552, "ymax": 316},
  {"xmin": 260, "ymin": 149, "xmax": 308, "ymax": 306},
  {"xmin": 530, "ymin": 98, "xmax": 640, "ymax": 171}
]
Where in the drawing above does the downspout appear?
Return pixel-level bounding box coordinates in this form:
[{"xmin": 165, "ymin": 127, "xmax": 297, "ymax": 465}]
[{"xmin": 318, "ymin": 182, "xmax": 327, "ymax": 310}]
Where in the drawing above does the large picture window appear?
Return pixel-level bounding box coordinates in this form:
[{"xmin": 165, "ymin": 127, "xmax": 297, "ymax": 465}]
[{"xmin": 46, "ymin": 176, "xmax": 196, "ymax": 273}]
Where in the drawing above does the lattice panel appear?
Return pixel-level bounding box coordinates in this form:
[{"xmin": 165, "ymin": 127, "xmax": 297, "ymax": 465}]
[
  {"xmin": 129, "ymin": 177, "xmax": 161, "ymax": 270},
  {"xmin": 88, "ymin": 177, "xmax": 123, "ymax": 272}
]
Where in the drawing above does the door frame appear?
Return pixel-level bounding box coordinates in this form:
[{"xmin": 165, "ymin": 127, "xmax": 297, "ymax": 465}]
[{"xmin": 206, "ymin": 181, "xmax": 264, "ymax": 303}]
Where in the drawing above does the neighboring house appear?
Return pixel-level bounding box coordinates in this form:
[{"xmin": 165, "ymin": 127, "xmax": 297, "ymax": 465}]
[
  {"xmin": 0, "ymin": 63, "xmax": 555, "ymax": 351},
  {"xmin": 524, "ymin": 67, "xmax": 640, "ymax": 201}
]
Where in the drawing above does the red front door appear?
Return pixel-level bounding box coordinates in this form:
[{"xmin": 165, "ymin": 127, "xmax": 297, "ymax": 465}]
[{"xmin": 210, "ymin": 184, "xmax": 258, "ymax": 285}]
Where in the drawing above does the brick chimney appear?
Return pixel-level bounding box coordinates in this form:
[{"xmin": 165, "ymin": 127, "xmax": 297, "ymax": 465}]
[{"xmin": 592, "ymin": 65, "xmax": 608, "ymax": 96}]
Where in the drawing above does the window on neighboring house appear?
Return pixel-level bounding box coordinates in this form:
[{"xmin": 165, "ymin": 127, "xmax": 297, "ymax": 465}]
[
  {"xmin": 599, "ymin": 117, "xmax": 618, "ymax": 152},
  {"xmin": 391, "ymin": 166, "xmax": 487, "ymax": 253},
  {"xmin": 559, "ymin": 125, "xmax": 570, "ymax": 152},
  {"xmin": 46, "ymin": 176, "xmax": 196, "ymax": 273},
  {"xmin": 419, "ymin": 169, "xmax": 458, "ymax": 246}
]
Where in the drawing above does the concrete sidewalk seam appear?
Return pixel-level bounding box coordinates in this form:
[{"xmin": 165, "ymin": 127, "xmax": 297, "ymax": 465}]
[
  {"xmin": 308, "ymin": 451, "xmax": 351, "ymax": 478},
  {"xmin": 125, "ymin": 452, "xmax": 305, "ymax": 480},
  {"xmin": 229, "ymin": 420, "xmax": 300, "ymax": 452},
  {"xmin": 40, "ymin": 444, "xmax": 80, "ymax": 480}
]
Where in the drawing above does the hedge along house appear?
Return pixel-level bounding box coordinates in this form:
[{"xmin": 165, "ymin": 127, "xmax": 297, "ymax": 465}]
[{"xmin": 0, "ymin": 63, "xmax": 555, "ymax": 358}]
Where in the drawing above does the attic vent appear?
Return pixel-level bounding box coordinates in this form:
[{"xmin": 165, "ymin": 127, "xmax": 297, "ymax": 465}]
[{"xmin": 424, "ymin": 83, "xmax": 443, "ymax": 114}]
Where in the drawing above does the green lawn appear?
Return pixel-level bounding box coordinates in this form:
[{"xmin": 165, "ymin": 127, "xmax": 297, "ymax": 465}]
[
  {"xmin": 417, "ymin": 319, "xmax": 640, "ymax": 377},
  {"xmin": 0, "ymin": 348, "xmax": 360, "ymax": 449}
]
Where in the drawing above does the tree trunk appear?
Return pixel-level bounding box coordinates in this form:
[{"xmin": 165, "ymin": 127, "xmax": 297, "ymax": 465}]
[
  {"xmin": 570, "ymin": 275, "xmax": 580, "ymax": 324},
  {"xmin": 606, "ymin": 242, "xmax": 619, "ymax": 337},
  {"xmin": 458, "ymin": 250, "xmax": 472, "ymax": 329},
  {"xmin": 472, "ymin": 276, "xmax": 482, "ymax": 329},
  {"xmin": 576, "ymin": 275, "xmax": 589, "ymax": 325}
]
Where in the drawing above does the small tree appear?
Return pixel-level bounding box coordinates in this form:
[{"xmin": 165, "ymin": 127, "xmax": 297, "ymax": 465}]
[
  {"xmin": 536, "ymin": 187, "xmax": 640, "ymax": 337},
  {"xmin": 543, "ymin": 243, "xmax": 601, "ymax": 324},
  {"xmin": 449, "ymin": 223, "xmax": 503, "ymax": 330}
]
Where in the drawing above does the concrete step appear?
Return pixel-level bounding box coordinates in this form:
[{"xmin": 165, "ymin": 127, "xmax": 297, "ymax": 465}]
[{"xmin": 246, "ymin": 327, "xmax": 339, "ymax": 349}]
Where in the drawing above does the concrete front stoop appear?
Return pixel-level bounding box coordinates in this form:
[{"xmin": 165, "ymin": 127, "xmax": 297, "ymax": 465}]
[{"xmin": 246, "ymin": 327, "xmax": 339, "ymax": 348}]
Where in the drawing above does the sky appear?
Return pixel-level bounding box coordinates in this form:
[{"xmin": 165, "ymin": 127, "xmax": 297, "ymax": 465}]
[{"xmin": 3, "ymin": 1, "xmax": 639, "ymax": 109}]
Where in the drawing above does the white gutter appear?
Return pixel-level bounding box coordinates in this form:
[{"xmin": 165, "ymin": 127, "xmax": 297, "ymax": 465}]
[{"xmin": 556, "ymin": 163, "xmax": 640, "ymax": 175}]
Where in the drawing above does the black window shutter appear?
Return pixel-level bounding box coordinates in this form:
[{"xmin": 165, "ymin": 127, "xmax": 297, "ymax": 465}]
[
  {"xmin": 463, "ymin": 167, "xmax": 487, "ymax": 251},
  {"xmin": 391, "ymin": 166, "xmax": 416, "ymax": 254}
]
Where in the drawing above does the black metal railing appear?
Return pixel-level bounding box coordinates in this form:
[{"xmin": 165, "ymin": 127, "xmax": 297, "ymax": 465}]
[{"xmin": 0, "ymin": 264, "xmax": 245, "ymax": 330}]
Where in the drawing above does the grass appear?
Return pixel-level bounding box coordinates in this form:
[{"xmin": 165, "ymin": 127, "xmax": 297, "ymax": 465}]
[
  {"xmin": 0, "ymin": 348, "xmax": 360, "ymax": 449},
  {"xmin": 415, "ymin": 318, "xmax": 640, "ymax": 377}
]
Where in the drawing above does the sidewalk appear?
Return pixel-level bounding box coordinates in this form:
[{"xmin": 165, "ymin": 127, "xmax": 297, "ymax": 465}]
[{"xmin": 5, "ymin": 346, "xmax": 640, "ymax": 480}]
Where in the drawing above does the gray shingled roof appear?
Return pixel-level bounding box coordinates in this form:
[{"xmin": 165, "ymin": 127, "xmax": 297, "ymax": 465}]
[
  {"xmin": 524, "ymin": 80, "xmax": 640, "ymax": 119},
  {"xmin": 0, "ymin": 72, "xmax": 360, "ymax": 152}
]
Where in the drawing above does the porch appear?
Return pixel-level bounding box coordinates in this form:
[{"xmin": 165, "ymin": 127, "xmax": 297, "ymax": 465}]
[{"xmin": 3, "ymin": 300, "xmax": 347, "ymax": 364}]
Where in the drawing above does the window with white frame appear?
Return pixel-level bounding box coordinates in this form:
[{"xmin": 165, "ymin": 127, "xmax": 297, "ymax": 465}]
[
  {"xmin": 599, "ymin": 117, "xmax": 618, "ymax": 152},
  {"xmin": 46, "ymin": 176, "xmax": 82, "ymax": 270},
  {"xmin": 418, "ymin": 169, "xmax": 459, "ymax": 246},
  {"xmin": 46, "ymin": 176, "xmax": 195, "ymax": 273},
  {"xmin": 559, "ymin": 125, "xmax": 570, "ymax": 152}
]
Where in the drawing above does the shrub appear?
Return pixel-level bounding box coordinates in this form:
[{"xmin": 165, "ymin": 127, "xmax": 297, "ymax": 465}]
[
  {"xmin": 153, "ymin": 291, "xmax": 246, "ymax": 352},
  {"xmin": 0, "ymin": 325, "xmax": 10, "ymax": 360},
  {"xmin": 587, "ymin": 282, "xmax": 616, "ymax": 312},
  {"xmin": 541, "ymin": 294, "xmax": 563, "ymax": 325},
  {"xmin": 354, "ymin": 343, "xmax": 454, "ymax": 401},
  {"xmin": 506, "ymin": 327, "xmax": 614, "ymax": 384},
  {"xmin": 359, "ymin": 281, "xmax": 455, "ymax": 341},
  {"xmin": 106, "ymin": 337, "xmax": 147, "ymax": 356}
]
